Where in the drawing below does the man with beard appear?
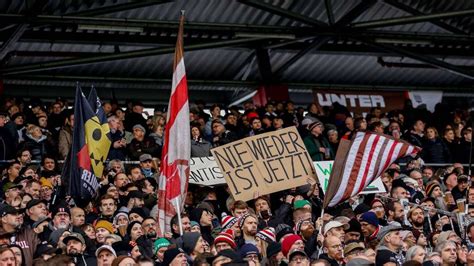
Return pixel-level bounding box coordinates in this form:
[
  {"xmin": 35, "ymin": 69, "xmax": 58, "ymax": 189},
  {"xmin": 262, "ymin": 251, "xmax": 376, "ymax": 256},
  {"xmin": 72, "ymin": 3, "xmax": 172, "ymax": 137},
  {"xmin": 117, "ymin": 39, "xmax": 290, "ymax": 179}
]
[
  {"xmin": 142, "ymin": 217, "xmax": 158, "ymax": 241},
  {"xmin": 295, "ymin": 219, "xmax": 318, "ymax": 259},
  {"xmin": 170, "ymin": 213, "xmax": 191, "ymax": 240},
  {"xmin": 51, "ymin": 203, "xmax": 72, "ymax": 230},
  {"xmin": 238, "ymin": 214, "xmax": 258, "ymax": 247},
  {"xmin": 408, "ymin": 207, "xmax": 426, "ymax": 235},
  {"xmin": 63, "ymin": 232, "xmax": 97, "ymax": 265},
  {"xmin": 3, "ymin": 182, "xmax": 22, "ymax": 208},
  {"xmin": 24, "ymin": 199, "xmax": 48, "ymax": 228},
  {"xmin": 0, "ymin": 205, "xmax": 39, "ymax": 266},
  {"xmin": 387, "ymin": 201, "xmax": 404, "ymax": 225},
  {"xmin": 254, "ymin": 196, "xmax": 288, "ymax": 229}
]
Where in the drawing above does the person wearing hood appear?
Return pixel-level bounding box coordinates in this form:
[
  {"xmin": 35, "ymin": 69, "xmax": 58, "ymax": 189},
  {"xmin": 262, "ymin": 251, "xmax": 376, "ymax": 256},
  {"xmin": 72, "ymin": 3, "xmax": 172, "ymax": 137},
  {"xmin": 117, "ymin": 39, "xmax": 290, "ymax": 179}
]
[
  {"xmin": 189, "ymin": 208, "xmax": 214, "ymax": 245},
  {"xmin": 19, "ymin": 124, "xmax": 55, "ymax": 161},
  {"xmin": 180, "ymin": 232, "xmax": 206, "ymax": 262}
]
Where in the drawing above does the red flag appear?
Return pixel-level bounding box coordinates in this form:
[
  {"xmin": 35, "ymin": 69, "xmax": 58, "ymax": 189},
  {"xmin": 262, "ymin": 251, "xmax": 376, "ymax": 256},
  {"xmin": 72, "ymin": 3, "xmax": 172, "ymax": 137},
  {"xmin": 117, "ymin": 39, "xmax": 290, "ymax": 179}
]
[
  {"xmin": 157, "ymin": 13, "xmax": 190, "ymax": 235},
  {"xmin": 323, "ymin": 132, "xmax": 420, "ymax": 208}
]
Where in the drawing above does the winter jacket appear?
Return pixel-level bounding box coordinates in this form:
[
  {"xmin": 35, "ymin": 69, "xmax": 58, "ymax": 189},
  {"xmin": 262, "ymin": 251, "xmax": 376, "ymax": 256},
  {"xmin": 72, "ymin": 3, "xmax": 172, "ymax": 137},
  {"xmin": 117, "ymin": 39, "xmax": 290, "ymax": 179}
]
[
  {"xmin": 421, "ymin": 137, "xmax": 450, "ymax": 163},
  {"xmin": 107, "ymin": 129, "xmax": 126, "ymax": 161},
  {"xmin": 58, "ymin": 125, "xmax": 73, "ymax": 159},
  {"xmin": 70, "ymin": 254, "xmax": 97, "ymax": 266},
  {"xmin": 0, "ymin": 226, "xmax": 40, "ymax": 266},
  {"xmin": 127, "ymin": 137, "xmax": 161, "ymax": 160},
  {"xmin": 318, "ymin": 253, "xmax": 340, "ymax": 266},
  {"xmin": 191, "ymin": 138, "xmax": 212, "ymax": 157},
  {"xmin": 20, "ymin": 134, "xmax": 55, "ymax": 161},
  {"xmin": 303, "ymin": 134, "xmax": 333, "ymax": 161}
]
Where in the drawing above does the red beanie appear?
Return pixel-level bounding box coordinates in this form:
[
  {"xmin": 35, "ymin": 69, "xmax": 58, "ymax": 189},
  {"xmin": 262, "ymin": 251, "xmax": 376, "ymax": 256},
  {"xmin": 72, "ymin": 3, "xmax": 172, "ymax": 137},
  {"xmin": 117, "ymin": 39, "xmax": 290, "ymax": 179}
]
[
  {"xmin": 214, "ymin": 229, "xmax": 236, "ymax": 249},
  {"xmin": 281, "ymin": 234, "xmax": 302, "ymax": 257}
]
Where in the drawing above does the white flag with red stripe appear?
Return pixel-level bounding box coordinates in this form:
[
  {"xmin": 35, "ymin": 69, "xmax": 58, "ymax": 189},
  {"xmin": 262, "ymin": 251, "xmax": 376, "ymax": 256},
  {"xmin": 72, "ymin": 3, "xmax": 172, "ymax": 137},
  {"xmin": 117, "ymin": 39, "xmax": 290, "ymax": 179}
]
[
  {"xmin": 157, "ymin": 13, "xmax": 190, "ymax": 235},
  {"xmin": 323, "ymin": 132, "xmax": 420, "ymax": 208}
]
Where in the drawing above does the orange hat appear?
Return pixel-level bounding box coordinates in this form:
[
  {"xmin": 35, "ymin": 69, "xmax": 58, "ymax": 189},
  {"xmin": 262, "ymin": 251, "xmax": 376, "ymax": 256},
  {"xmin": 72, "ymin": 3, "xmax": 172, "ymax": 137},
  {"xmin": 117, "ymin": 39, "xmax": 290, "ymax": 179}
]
[
  {"xmin": 40, "ymin": 177, "xmax": 53, "ymax": 190},
  {"xmin": 95, "ymin": 220, "xmax": 114, "ymax": 234}
]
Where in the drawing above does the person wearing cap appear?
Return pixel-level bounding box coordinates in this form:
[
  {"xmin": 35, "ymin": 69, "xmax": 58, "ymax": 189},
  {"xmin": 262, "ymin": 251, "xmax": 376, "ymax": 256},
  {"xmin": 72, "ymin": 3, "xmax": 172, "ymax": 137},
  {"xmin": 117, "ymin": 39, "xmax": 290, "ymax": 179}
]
[
  {"xmin": 343, "ymin": 242, "xmax": 365, "ymax": 263},
  {"xmin": 95, "ymin": 220, "xmax": 114, "ymax": 244},
  {"xmin": 127, "ymin": 124, "xmax": 161, "ymax": 161},
  {"xmin": 288, "ymin": 249, "xmax": 310, "ymax": 266},
  {"xmin": 360, "ymin": 212, "xmax": 380, "ymax": 245},
  {"xmin": 39, "ymin": 177, "xmax": 54, "ymax": 201},
  {"xmin": 324, "ymin": 220, "xmax": 349, "ymax": 243},
  {"xmin": 375, "ymin": 224, "xmax": 404, "ymax": 266},
  {"xmin": 96, "ymin": 244, "xmax": 116, "ymax": 266},
  {"xmin": 237, "ymin": 213, "xmax": 258, "ymax": 246},
  {"xmin": 0, "ymin": 204, "xmax": 40, "ymax": 266},
  {"xmin": 181, "ymin": 232, "xmax": 206, "ymax": 262},
  {"xmin": 63, "ymin": 232, "xmax": 97, "ymax": 265},
  {"xmin": 50, "ymin": 202, "xmax": 71, "ymax": 231},
  {"xmin": 2, "ymin": 182, "xmax": 22, "ymax": 208},
  {"xmin": 139, "ymin": 154, "xmax": 157, "ymax": 179},
  {"xmin": 214, "ymin": 229, "xmax": 237, "ymax": 252},
  {"xmin": 452, "ymin": 174, "xmax": 469, "ymax": 201},
  {"xmin": 344, "ymin": 219, "xmax": 362, "ymax": 244},
  {"xmin": 153, "ymin": 238, "xmax": 170, "ymax": 265},
  {"xmin": 303, "ymin": 119, "xmax": 333, "ymax": 161},
  {"xmin": 319, "ymin": 235, "xmax": 343, "ymax": 266},
  {"xmin": 162, "ymin": 247, "xmax": 187, "ymax": 266},
  {"xmin": 211, "ymin": 119, "xmax": 238, "ymax": 147},
  {"xmin": 239, "ymin": 243, "xmax": 261, "ymax": 265},
  {"xmin": 24, "ymin": 198, "xmax": 47, "ymax": 227}
]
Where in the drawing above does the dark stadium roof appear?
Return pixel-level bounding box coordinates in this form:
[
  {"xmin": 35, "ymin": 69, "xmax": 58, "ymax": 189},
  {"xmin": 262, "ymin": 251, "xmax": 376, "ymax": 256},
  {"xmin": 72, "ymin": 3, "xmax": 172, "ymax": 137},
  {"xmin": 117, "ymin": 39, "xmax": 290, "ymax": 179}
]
[{"xmin": 1, "ymin": 0, "xmax": 473, "ymax": 105}]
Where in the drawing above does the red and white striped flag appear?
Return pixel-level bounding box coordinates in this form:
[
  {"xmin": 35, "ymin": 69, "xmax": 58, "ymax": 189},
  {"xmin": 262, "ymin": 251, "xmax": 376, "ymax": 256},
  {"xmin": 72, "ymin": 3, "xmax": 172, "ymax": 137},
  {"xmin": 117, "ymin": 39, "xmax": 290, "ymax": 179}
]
[
  {"xmin": 323, "ymin": 132, "xmax": 420, "ymax": 208},
  {"xmin": 157, "ymin": 12, "xmax": 190, "ymax": 235}
]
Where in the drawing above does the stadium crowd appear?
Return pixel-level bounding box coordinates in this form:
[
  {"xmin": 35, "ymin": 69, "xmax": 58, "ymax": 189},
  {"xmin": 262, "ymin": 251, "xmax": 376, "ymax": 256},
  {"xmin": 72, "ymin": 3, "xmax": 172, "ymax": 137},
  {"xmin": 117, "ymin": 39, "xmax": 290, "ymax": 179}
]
[{"xmin": 0, "ymin": 96, "xmax": 474, "ymax": 266}]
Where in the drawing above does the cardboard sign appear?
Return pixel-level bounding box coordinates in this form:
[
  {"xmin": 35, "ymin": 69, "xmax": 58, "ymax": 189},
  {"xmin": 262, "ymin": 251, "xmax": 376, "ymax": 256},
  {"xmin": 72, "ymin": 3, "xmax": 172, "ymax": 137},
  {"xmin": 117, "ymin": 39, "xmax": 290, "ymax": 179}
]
[
  {"xmin": 314, "ymin": 160, "xmax": 386, "ymax": 195},
  {"xmin": 211, "ymin": 127, "xmax": 317, "ymax": 201},
  {"xmin": 189, "ymin": 157, "xmax": 225, "ymax": 186}
]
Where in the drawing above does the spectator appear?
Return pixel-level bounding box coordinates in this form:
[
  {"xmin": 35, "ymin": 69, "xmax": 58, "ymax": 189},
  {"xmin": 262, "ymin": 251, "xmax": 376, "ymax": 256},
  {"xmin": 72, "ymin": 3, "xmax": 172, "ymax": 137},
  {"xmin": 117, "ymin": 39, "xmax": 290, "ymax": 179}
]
[
  {"xmin": 304, "ymin": 120, "xmax": 333, "ymax": 161},
  {"xmin": 190, "ymin": 125, "xmax": 211, "ymax": 157},
  {"xmin": 422, "ymin": 127, "xmax": 450, "ymax": 163},
  {"xmin": 20, "ymin": 124, "xmax": 55, "ymax": 161},
  {"xmin": 127, "ymin": 124, "xmax": 161, "ymax": 160},
  {"xmin": 58, "ymin": 112, "xmax": 73, "ymax": 159}
]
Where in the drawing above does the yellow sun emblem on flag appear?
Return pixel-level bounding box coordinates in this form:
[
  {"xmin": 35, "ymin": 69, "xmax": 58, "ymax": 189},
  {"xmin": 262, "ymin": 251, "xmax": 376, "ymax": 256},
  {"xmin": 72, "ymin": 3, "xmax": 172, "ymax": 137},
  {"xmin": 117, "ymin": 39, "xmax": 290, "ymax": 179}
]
[{"xmin": 84, "ymin": 116, "xmax": 111, "ymax": 177}]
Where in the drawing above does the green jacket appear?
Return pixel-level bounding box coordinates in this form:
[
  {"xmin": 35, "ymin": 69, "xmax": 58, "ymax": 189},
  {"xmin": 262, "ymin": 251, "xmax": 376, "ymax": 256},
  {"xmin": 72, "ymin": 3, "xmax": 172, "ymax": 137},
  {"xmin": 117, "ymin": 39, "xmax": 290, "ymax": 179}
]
[{"xmin": 303, "ymin": 134, "xmax": 333, "ymax": 161}]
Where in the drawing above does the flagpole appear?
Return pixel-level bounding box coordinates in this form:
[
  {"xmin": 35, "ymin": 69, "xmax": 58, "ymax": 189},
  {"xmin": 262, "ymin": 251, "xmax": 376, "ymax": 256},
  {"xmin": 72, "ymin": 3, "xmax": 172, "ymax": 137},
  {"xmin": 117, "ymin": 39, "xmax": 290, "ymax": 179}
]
[
  {"xmin": 174, "ymin": 197, "xmax": 184, "ymax": 236},
  {"xmin": 317, "ymin": 208, "xmax": 324, "ymax": 255}
]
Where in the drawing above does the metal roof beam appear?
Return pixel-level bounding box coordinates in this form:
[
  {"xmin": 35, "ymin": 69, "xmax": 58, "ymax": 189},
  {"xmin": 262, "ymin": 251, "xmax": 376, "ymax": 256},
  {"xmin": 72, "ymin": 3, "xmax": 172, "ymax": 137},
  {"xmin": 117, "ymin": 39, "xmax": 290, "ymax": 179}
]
[
  {"xmin": 362, "ymin": 40, "xmax": 474, "ymax": 79},
  {"xmin": 67, "ymin": 0, "xmax": 173, "ymax": 16},
  {"xmin": 352, "ymin": 8, "xmax": 474, "ymax": 29},
  {"xmin": 324, "ymin": 0, "xmax": 335, "ymax": 25},
  {"xmin": 274, "ymin": 37, "xmax": 331, "ymax": 77},
  {"xmin": 384, "ymin": 0, "xmax": 469, "ymax": 35},
  {"xmin": 4, "ymin": 75, "xmax": 473, "ymax": 91},
  {"xmin": 237, "ymin": 0, "xmax": 327, "ymax": 28},
  {"xmin": 335, "ymin": 0, "xmax": 377, "ymax": 26},
  {"xmin": 0, "ymin": 37, "xmax": 266, "ymax": 75}
]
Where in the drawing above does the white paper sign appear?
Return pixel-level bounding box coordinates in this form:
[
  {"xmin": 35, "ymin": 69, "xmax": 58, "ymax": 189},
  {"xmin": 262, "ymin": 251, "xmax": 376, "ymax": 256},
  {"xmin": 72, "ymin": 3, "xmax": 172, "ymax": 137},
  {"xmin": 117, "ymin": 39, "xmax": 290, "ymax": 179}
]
[
  {"xmin": 313, "ymin": 160, "xmax": 386, "ymax": 194},
  {"xmin": 189, "ymin": 157, "xmax": 225, "ymax": 186}
]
